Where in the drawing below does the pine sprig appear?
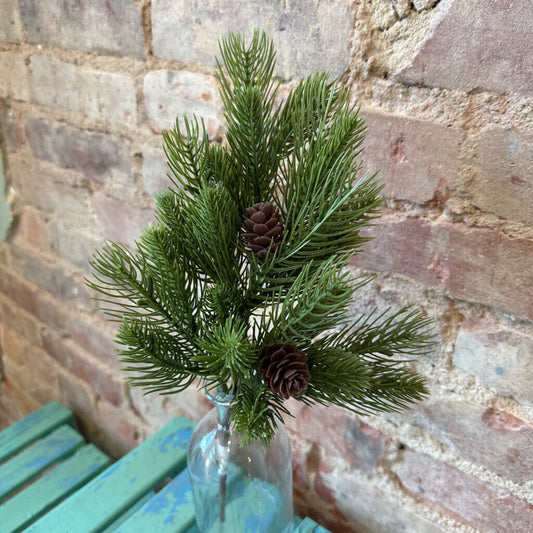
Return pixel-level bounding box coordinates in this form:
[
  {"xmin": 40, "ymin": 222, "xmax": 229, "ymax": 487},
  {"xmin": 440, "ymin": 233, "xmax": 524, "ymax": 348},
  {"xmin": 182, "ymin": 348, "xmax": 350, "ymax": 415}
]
[{"xmin": 86, "ymin": 30, "xmax": 436, "ymax": 445}]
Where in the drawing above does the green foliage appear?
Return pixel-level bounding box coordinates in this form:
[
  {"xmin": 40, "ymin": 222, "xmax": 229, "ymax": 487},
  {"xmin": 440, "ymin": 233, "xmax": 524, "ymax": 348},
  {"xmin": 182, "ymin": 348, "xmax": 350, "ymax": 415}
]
[{"xmin": 86, "ymin": 29, "xmax": 436, "ymax": 445}]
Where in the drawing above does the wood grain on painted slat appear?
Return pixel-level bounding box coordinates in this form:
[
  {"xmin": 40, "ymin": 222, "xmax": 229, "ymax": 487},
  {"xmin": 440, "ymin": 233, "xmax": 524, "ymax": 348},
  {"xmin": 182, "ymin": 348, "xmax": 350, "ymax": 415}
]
[
  {"xmin": 27, "ymin": 417, "xmax": 194, "ymax": 533},
  {"xmin": 0, "ymin": 402, "xmax": 73, "ymax": 464},
  {"xmin": 0, "ymin": 425, "xmax": 84, "ymax": 502},
  {"xmin": 0, "ymin": 444, "xmax": 109, "ymax": 533},
  {"xmin": 115, "ymin": 468, "xmax": 195, "ymax": 533}
]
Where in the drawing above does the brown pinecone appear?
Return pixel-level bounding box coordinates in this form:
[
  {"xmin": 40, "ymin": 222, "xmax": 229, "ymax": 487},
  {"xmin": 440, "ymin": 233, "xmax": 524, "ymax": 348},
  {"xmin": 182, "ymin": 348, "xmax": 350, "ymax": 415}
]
[
  {"xmin": 242, "ymin": 202, "xmax": 283, "ymax": 259},
  {"xmin": 259, "ymin": 343, "xmax": 311, "ymax": 399}
]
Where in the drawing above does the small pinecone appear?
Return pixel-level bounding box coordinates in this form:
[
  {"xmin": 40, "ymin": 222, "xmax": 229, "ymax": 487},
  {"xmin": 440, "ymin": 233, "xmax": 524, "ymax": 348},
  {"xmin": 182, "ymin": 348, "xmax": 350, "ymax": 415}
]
[
  {"xmin": 242, "ymin": 202, "xmax": 283, "ymax": 259},
  {"xmin": 259, "ymin": 343, "xmax": 311, "ymax": 399}
]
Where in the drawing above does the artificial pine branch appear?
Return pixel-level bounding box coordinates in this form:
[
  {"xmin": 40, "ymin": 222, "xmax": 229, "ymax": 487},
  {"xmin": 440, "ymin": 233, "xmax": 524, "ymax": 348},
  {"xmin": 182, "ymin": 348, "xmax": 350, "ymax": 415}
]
[{"xmin": 86, "ymin": 29, "xmax": 436, "ymax": 445}]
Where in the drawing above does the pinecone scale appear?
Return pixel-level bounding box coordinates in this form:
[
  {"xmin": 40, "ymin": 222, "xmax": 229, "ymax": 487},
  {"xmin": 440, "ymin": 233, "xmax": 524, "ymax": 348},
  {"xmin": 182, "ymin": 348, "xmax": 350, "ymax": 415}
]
[
  {"xmin": 259, "ymin": 343, "xmax": 311, "ymax": 399},
  {"xmin": 242, "ymin": 202, "xmax": 283, "ymax": 259}
]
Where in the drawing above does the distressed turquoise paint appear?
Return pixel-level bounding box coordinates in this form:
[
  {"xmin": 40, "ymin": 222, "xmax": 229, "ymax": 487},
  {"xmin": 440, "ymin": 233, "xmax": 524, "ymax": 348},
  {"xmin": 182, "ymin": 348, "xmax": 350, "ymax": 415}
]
[
  {"xmin": 0, "ymin": 425, "xmax": 83, "ymax": 500},
  {"xmin": 0, "ymin": 156, "xmax": 11, "ymax": 241},
  {"xmin": 295, "ymin": 516, "xmax": 320, "ymax": 532},
  {"xmin": 0, "ymin": 402, "xmax": 73, "ymax": 463},
  {"xmin": 101, "ymin": 491, "xmax": 155, "ymax": 533},
  {"xmin": 115, "ymin": 469, "xmax": 195, "ymax": 533},
  {"xmin": 27, "ymin": 417, "xmax": 194, "ymax": 533},
  {"xmin": 0, "ymin": 444, "xmax": 109, "ymax": 532}
]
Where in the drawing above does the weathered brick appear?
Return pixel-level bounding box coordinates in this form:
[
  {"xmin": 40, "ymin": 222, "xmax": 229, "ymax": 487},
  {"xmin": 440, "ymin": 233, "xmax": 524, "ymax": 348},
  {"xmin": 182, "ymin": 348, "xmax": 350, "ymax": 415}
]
[
  {"xmin": 396, "ymin": 1, "xmax": 533, "ymax": 96},
  {"xmin": 58, "ymin": 369, "xmax": 96, "ymax": 418},
  {"xmin": 0, "ymin": 293, "xmax": 42, "ymax": 347},
  {"xmin": 393, "ymin": 449, "xmax": 533, "ymax": 532},
  {"xmin": 0, "ymin": 0, "xmax": 22, "ymax": 42},
  {"xmin": 19, "ymin": 0, "xmax": 145, "ymax": 59},
  {"xmin": 50, "ymin": 223, "xmax": 100, "ymax": 271},
  {"xmin": 291, "ymin": 439, "xmax": 443, "ymax": 533},
  {"xmin": 30, "ymin": 56, "xmax": 137, "ymax": 127},
  {"xmin": 142, "ymin": 146, "xmax": 172, "ymax": 196},
  {"xmin": 14, "ymin": 207, "xmax": 52, "ymax": 253},
  {"xmin": 41, "ymin": 327, "xmax": 124, "ymax": 407},
  {"xmin": 26, "ymin": 117, "xmax": 131, "ymax": 183},
  {"xmin": 152, "ymin": 0, "xmax": 354, "ymax": 79},
  {"xmin": 144, "ymin": 70, "xmax": 222, "ymax": 136},
  {"xmin": 362, "ymin": 108, "xmax": 462, "ymax": 204},
  {"xmin": 93, "ymin": 191, "xmax": 153, "ymax": 246},
  {"xmin": 1, "ymin": 327, "xmax": 60, "ymax": 405},
  {"xmin": 470, "ymin": 126, "xmax": 533, "ymax": 225},
  {"xmin": 9, "ymin": 155, "xmax": 94, "ymax": 218},
  {"xmin": 409, "ymin": 400, "xmax": 533, "ymax": 483},
  {"xmin": 0, "ymin": 53, "xmax": 29, "ymax": 101},
  {"xmin": 454, "ymin": 319, "xmax": 533, "ymax": 408},
  {"xmin": 285, "ymin": 402, "xmax": 388, "ymax": 473},
  {"xmin": 0, "ymin": 265, "xmax": 67, "ymax": 331},
  {"xmin": 0, "ymin": 103, "xmax": 25, "ymax": 150},
  {"xmin": 9, "ymin": 245, "xmax": 92, "ymax": 310},
  {"xmin": 63, "ymin": 314, "xmax": 119, "ymax": 370},
  {"xmin": 351, "ymin": 218, "xmax": 533, "ymax": 320},
  {"xmin": 92, "ymin": 398, "xmax": 145, "ymax": 458},
  {"xmin": 0, "ymin": 379, "xmax": 40, "ymax": 427}
]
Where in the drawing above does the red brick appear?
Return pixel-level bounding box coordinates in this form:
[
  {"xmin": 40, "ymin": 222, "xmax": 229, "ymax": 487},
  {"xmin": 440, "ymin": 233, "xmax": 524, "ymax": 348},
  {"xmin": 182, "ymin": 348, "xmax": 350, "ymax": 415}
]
[
  {"xmin": 285, "ymin": 402, "xmax": 388, "ymax": 473},
  {"xmin": 0, "ymin": 293, "xmax": 42, "ymax": 346},
  {"xmin": 14, "ymin": 207, "xmax": 52, "ymax": 253},
  {"xmin": 92, "ymin": 398, "xmax": 145, "ymax": 458},
  {"xmin": 63, "ymin": 314, "xmax": 120, "ymax": 369},
  {"xmin": 396, "ymin": 1, "xmax": 532, "ymax": 96},
  {"xmin": 454, "ymin": 317, "xmax": 533, "ymax": 408},
  {"xmin": 1, "ymin": 327, "xmax": 60, "ymax": 405},
  {"xmin": 351, "ymin": 218, "xmax": 533, "ymax": 320},
  {"xmin": 41, "ymin": 327, "xmax": 124, "ymax": 407},
  {"xmin": 0, "ymin": 266, "xmax": 67, "ymax": 331},
  {"xmin": 393, "ymin": 449, "xmax": 533, "ymax": 532},
  {"xmin": 471, "ymin": 126, "xmax": 533, "ymax": 225},
  {"xmin": 9, "ymin": 245, "xmax": 91, "ymax": 309},
  {"xmin": 93, "ymin": 192, "xmax": 153, "ymax": 246},
  {"xmin": 58, "ymin": 369, "xmax": 96, "ymax": 418},
  {"xmin": 26, "ymin": 117, "xmax": 130, "ymax": 183},
  {"xmin": 410, "ymin": 400, "xmax": 533, "ymax": 483},
  {"xmin": 362, "ymin": 108, "xmax": 462, "ymax": 205}
]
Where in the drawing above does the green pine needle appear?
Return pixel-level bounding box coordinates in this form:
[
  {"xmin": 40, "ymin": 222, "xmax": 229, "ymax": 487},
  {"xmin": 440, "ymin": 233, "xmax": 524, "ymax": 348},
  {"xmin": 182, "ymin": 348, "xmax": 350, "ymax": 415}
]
[{"xmin": 85, "ymin": 29, "xmax": 436, "ymax": 445}]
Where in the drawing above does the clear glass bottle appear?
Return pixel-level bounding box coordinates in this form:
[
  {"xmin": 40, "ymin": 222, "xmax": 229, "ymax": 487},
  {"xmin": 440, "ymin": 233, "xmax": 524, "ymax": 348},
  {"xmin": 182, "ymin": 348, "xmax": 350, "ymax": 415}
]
[{"xmin": 187, "ymin": 388, "xmax": 294, "ymax": 533}]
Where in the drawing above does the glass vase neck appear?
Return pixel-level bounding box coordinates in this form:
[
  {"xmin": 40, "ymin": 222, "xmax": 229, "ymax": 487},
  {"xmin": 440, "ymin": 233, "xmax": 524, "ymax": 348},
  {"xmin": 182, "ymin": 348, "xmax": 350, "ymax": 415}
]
[{"xmin": 206, "ymin": 387, "xmax": 234, "ymax": 428}]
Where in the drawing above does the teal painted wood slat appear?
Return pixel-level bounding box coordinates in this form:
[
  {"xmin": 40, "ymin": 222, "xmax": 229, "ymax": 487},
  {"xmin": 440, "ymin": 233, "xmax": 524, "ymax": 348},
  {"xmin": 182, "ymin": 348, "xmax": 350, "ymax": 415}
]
[
  {"xmin": 0, "ymin": 402, "xmax": 73, "ymax": 464},
  {"xmin": 294, "ymin": 516, "xmax": 319, "ymax": 532},
  {"xmin": 27, "ymin": 417, "xmax": 194, "ymax": 533},
  {"xmin": 0, "ymin": 444, "xmax": 110, "ymax": 533},
  {"xmin": 0, "ymin": 425, "xmax": 84, "ymax": 502},
  {"xmin": 100, "ymin": 491, "xmax": 154, "ymax": 533},
  {"xmin": 115, "ymin": 468, "xmax": 195, "ymax": 533}
]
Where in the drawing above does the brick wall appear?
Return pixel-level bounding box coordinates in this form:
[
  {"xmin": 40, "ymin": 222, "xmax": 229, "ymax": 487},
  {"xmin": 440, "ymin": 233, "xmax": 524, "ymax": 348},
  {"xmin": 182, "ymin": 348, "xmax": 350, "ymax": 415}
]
[{"xmin": 1, "ymin": 1, "xmax": 532, "ymax": 531}]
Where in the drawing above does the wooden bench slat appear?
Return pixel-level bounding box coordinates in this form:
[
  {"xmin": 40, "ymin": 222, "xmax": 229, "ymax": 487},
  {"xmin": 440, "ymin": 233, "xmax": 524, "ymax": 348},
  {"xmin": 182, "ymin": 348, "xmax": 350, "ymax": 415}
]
[
  {"xmin": 27, "ymin": 416, "xmax": 194, "ymax": 533},
  {"xmin": 295, "ymin": 516, "xmax": 320, "ymax": 532},
  {"xmin": 0, "ymin": 425, "xmax": 84, "ymax": 502},
  {"xmin": 0, "ymin": 444, "xmax": 109, "ymax": 533},
  {"xmin": 0, "ymin": 402, "xmax": 73, "ymax": 464},
  {"xmin": 101, "ymin": 491, "xmax": 155, "ymax": 533},
  {"xmin": 115, "ymin": 468, "xmax": 195, "ymax": 533}
]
